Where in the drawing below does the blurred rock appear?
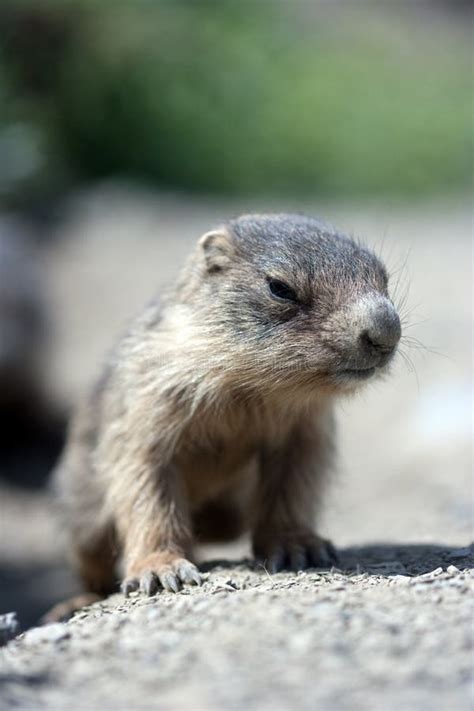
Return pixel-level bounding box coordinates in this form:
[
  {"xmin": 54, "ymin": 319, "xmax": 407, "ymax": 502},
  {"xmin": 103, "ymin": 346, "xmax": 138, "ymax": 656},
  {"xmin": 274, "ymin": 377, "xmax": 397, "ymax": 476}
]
[
  {"xmin": 0, "ymin": 219, "xmax": 43, "ymax": 401},
  {"xmin": 0, "ymin": 216, "xmax": 65, "ymax": 488}
]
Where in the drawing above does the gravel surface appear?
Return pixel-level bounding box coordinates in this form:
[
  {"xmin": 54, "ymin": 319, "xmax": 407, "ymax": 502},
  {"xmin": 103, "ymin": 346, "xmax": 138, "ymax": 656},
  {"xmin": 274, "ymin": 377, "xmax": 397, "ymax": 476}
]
[
  {"xmin": 0, "ymin": 189, "xmax": 472, "ymax": 710},
  {"xmin": 1, "ymin": 547, "xmax": 473, "ymax": 711}
]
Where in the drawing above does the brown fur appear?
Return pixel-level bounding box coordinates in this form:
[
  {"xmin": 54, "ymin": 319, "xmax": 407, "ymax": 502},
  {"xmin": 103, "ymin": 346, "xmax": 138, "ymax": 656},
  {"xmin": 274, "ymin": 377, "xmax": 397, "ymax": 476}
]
[{"xmin": 51, "ymin": 213, "xmax": 400, "ymax": 615}]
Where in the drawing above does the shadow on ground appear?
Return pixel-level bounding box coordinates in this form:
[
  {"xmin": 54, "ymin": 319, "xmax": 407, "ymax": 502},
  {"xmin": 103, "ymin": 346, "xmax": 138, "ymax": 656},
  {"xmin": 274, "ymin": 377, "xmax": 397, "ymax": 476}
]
[{"xmin": 202, "ymin": 543, "xmax": 474, "ymax": 577}]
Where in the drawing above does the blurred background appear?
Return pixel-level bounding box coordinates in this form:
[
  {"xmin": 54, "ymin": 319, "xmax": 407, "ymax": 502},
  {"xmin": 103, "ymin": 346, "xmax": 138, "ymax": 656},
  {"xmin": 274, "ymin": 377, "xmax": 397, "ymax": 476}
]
[{"xmin": 0, "ymin": 0, "xmax": 472, "ymax": 628}]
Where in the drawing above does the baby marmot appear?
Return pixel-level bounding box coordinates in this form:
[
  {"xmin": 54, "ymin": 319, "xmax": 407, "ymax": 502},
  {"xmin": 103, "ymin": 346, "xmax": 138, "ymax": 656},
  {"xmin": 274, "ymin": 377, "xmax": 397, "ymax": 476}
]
[{"xmin": 54, "ymin": 214, "xmax": 401, "ymax": 600}]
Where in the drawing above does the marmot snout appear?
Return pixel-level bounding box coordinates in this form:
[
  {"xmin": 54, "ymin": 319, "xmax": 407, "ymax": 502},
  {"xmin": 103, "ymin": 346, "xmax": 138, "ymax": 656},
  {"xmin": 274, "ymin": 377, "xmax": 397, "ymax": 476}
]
[
  {"xmin": 51, "ymin": 213, "xmax": 401, "ymax": 616},
  {"xmin": 323, "ymin": 294, "xmax": 401, "ymax": 385}
]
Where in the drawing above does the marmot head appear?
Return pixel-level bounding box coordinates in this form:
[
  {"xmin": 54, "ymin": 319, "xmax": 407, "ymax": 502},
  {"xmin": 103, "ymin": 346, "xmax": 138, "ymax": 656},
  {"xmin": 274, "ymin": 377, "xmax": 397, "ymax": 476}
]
[{"xmin": 191, "ymin": 213, "xmax": 401, "ymax": 394}]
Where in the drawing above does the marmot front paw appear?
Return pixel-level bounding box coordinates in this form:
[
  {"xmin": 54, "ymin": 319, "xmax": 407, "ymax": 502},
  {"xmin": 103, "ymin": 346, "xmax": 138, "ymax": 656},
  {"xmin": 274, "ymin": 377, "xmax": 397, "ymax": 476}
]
[
  {"xmin": 253, "ymin": 531, "xmax": 338, "ymax": 574},
  {"xmin": 121, "ymin": 551, "xmax": 202, "ymax": 596}
]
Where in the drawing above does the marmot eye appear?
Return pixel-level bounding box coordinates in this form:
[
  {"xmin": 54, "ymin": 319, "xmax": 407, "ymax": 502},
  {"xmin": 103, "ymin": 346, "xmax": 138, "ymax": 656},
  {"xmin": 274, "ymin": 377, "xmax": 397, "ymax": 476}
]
[{"xmin": 268, "ymin": 278, "xmax": 299, "ymax": 303}]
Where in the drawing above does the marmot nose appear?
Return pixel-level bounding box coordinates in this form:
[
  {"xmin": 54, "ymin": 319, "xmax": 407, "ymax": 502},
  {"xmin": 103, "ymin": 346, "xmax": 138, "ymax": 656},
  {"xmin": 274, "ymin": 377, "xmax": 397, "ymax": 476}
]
[{"xmin": 360, "ymin": 305, "xmax": 401, "ymax": 357}]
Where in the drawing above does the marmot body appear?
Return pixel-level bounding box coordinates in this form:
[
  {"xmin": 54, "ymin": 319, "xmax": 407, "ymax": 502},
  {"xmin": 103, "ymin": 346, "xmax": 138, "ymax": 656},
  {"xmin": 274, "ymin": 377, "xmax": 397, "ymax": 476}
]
[{"xmin": 54, "ymin": 214, "xmax": 401, "ymax": 600}]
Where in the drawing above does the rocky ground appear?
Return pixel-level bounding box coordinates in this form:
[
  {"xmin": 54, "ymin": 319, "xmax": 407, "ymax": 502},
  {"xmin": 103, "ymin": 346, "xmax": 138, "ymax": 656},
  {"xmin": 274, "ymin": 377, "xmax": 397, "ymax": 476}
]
[
  {"xmin": 0, "ymin": 189, "xmax": 472, "ymax": 710},
  {"xmin": 1, "ymin": 545, "xmax": 473, "ymax": 711}
]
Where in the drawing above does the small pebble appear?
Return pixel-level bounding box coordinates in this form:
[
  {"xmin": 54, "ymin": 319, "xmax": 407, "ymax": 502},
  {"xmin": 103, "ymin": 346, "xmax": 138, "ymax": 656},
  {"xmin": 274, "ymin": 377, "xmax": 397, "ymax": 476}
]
[
  {"xmin": 446, "ymin": 565, "xmax": 460, "ymax": 575},
  {"xmin": 415, "ymin": 567, "xmax": 444, "ymax": 580},
  {"xmin": 0, "ymin": 612, "xmax": 19, "ymax": 646},
  {"xmin": 390, "ymin": 575, "xmax": 411, "ymax": 585},
  {"xmin": 24, "ymin": 623, "xmax": 70, "ymax": 645},
  {"xmin": 212, "ymin": 584, "xmax": 238, "ymax": 594}
]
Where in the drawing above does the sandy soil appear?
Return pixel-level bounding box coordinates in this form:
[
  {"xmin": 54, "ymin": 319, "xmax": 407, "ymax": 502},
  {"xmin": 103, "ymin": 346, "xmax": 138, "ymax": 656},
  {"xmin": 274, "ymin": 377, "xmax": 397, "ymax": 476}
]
[{"xmin": 0, "ymin": 188, "xmax": 472, "ymax": 709}]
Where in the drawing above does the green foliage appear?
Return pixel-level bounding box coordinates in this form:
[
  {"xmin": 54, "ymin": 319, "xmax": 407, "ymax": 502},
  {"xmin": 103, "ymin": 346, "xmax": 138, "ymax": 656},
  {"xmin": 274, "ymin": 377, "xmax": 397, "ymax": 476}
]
[{"xmin": 0, "ymin": 0, "xmax": 472, "ymax": 199}]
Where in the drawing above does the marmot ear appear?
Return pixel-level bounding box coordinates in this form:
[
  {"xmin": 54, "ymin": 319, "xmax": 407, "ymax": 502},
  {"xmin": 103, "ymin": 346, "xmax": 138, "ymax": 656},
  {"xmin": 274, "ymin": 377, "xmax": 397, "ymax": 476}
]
[{"xmin": 198, "ymin": 228, "xmax": 235, "ymax": 273}]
